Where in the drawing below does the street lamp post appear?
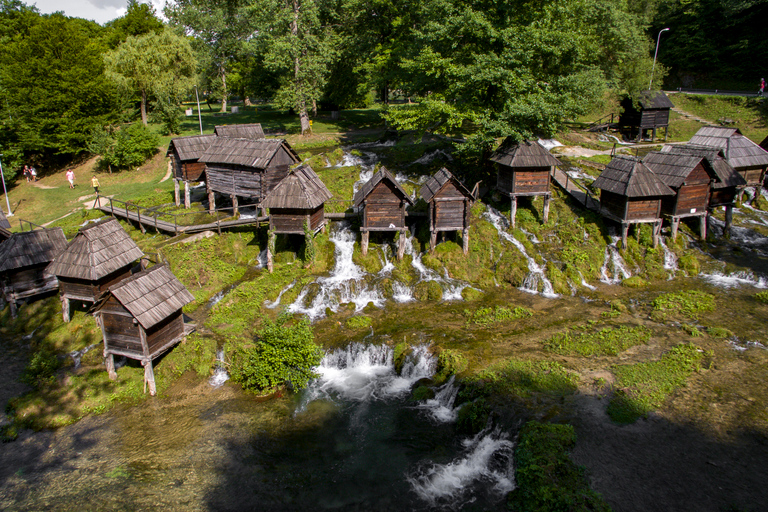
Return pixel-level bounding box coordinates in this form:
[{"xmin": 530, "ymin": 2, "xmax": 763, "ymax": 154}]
[
  {"xmin": 0, "ymin": 154, "xmax": 13, "ymax": 217},
  {"xmin": 194, "ymin": 85, "xmax": 203, "ymax": 135},
  {"xmin": 649, "ymin": 28, "xmax": 670, "ymax": 90}
]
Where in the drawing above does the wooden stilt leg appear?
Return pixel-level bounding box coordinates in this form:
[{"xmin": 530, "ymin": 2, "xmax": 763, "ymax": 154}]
[
  {"xmin": 671, "ymin": 217, "xmax": 680, "ymax": 240},
  {"xmin": 232, "ymin": 195, "xmax": 239, "ymax": 216},
  {"xmin": 397, "ymin": 232, "xmax": 406, "ymax": 261},
  {"xmin": 267, "ymin": 232, "xmax": 275, "ymax": 273},
  {"xmin": 208, "ymin": 188, "xmax": 216, "ymax": 214},
  {"xmin": 621, "ymin": 223, "xmax": 629, "ymax": 250},
  {"xmin": 143, "ymin": 360, "xmax": 156, "ymax": 396},
  {"xmin": 652, "ymin": 221, "xmax": 661, "ymax": 248},
  {"xmin": 184, "ymin": 181, "xmax": 190, "ymax": 209},
  {"xmin": 174, "ymin": 179, "xmax": 180, "ymax": 206},
  {"xmin": 10, "ymin": 299, "xmax": 18, "ymax": 319},
  {"xmin": 510, "ymin": 196, "xmax": 517, "ymax": 229},
  {"xmin": 463, "ymin": 227, "xmax": 469, "ymax": 255},
  {"xmin": 61, "ymin": 296, "xmax": 70, "ymax": 323},
  {"xmin": 105, "ymin": 353, "xmax": 117, "ymax": 380},
  {"xmin": 724, "ymin": 205, "xmax": 733, "ymax": 238},
  {"xmin": 430, "ymin": 231, "xmax": 437, "ymax": 252},
  {"xmin": 543, "ymin": 195, "xmax": 551, "ymax": 224},
  {"xmin": 361, "ymin": 231, "xmax": 369, "ymax": 256},
  {"xmin": 700, "ymin": 214, "xmax": 707, "ymax": 240}
]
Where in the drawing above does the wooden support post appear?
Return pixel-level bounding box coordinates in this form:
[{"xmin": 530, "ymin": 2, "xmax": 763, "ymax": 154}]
[
  {"xmin": 9, "ymin": 299, "xmax": 17, "ymax": 319},
  {"xmin": 184, "ymin": 181, "xmax": 190, "ymax": 209},
  {"xmin": 463, "ymin": 227, "xmax": 469, "ymax": 255},
  {"xmin": 397, "ymin": 231, "xmax": 406, "ymax": 261},
  {"xmin": 671, "ymin": 217, "xmax": 680, "ymax": 240},
  {"xmin": 700, "ymin": 214, "xmax": 707, "ymax": 240},
  {"xmin": 61, "ymin": 296, "xmax": 70, "ymax": 323},
  {"xmin": 510, "ymin": 196, "xmax": 517, "ymax": 229},
  {"xmin": 208, "ymin": 186, "xmax": 216, "ymax": 214},
  {"xmin": 143, "ymin": 360, "xmax": 157, "ymax": 396},
  {"xmin": 652, "ymin": 221, "xmax": 661, "ymax": 248},
  {"xmin": 724, "ymin": 205, "xmax": 733, "ymax": 238},
  {"xmin": 105, "ymin": 353, "xmax": 117, "ymax": 381},
  {"xmin": 267, "ymin": 231, "xmax": 275, "ymax": 273},
  {"xmin": 430, "ymin": 230, "xmax": 437, "ymax": 252},
  {"xmin": 361, "ymin": 230, "xmax": 369, "ymax": 256},
  {"xmin": 174, "ymin": 179, "xmax": 180, "ymax": 206},
  {"xmin": 232, "ymin": 195, "xmax": 239, "ymax": 216},
  {"xmin": 137, "ymin": 206, "xmax": 146, "ymax": 234},
  {"xmin": 621, "ymin": 223, "xmax": 629, "ymax": 250},
  {"xmin": 543, "ymin": 194, "xmax": 551, "ymax": 224}
]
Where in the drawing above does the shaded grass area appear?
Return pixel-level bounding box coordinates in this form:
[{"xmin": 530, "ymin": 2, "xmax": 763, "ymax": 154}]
[
  {"xmin": 508, "ymin": 421, "xmax": 611, "ymax": 512},
  {"xmin": 668, "ymin": 93, "xmax": 768, "ymax": 141},
  {"xmin": 608, "ymin": 344, "xmax": 710, "ymax": 424},
  {"xmin": 465, "ymin": 359, "xmax": 578, "ymax": 400},
  {"xmin": 543, "ymin": 324, "xmax": 651, "ymax": 357}
]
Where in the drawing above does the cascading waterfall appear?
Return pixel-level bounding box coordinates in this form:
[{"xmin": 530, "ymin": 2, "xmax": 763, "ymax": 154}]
[
  {"xmin": 483, "ymin": 207, "xmax": 557, "ymax": 297},
  {"xmin": 599, "ymin": 236, "xmax": 631, "ymax": 284},
  {"xmin": 658, "ymin": 237, "xmax": 678, "ymax": 278},
  {"xmin": 402, "ymin": 233, "xmax": 470, "ymax": 300},
  {"xmin": 287, "ymin": 224, "xmax": 384, "ymax": 321},
  {"xmin": 578, "ymin": 270, "xmax": 597, "ymax": 291},
  {"xmin": 417, "ymin": 376, "xmax": 461, "ymax": 423},
  {"xmin": 700, "ymin": 270, "xmax": 768, "ymax": 289},
  {"xmin": 209, "ymin": 349, "xmax": 229, "ymax": 388},
  {"xmin": 264, "ymin": 280, "xmax": 296, "ymax": 309}
]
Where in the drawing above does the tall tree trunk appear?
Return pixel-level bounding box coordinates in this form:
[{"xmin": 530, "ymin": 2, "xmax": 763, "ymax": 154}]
[
  {"xmin": 220, "ymin": 67, "xmax": 228, "ymax": 113},
  {"xmin": 292, "ymin": 0, "xmax": 311, "ymax": 135},
  {"xmin": 140, "ymin": 88, "xmax": 148, "ymax": 126}
]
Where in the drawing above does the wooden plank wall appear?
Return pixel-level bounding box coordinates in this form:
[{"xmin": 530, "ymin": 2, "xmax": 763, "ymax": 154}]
[
  {"xmin": 309, "ymin": 206, "xmax": 324, "ymax": 231},
  {"xmin": 626, "ymin": 198, "xmax": 662, "ymax": 220},
  {"xmin": 7, "ymin": 267, "xmax": 58, "ymax": 299},
  {"xmin": 183, "ymin": 162, "xmax": 206, "ymax": 182},
  {"xmin": 206, "ymin": 165, "xmax": 262, "ymax": 198},
  {"xmin": 271, "ymin": 208, "xmax": 310, "ymax": 233},
  {"xmin": 59, "ymin": 278, "xmax": 99, "ymax": 300},
  {"xmin": 674, "ymin": 184, "xmax": 709, "ymax": 213},
  {"xmin": 512, "ymin": 169, "xmax": 550, "ymax": 194},
  {"xmin": 363, "ymin": 181, "xmax": 406, "ymax": 229},
  {"xmin": 146, "ymin": 312, "xmax": 183, "ymax": 356},
  {"xmin": 435, "ymin": 201, "xmax": 466, "ymax": 230},
  {"xmin": 263, "ymin": 165, "xmax": 291, "ymax": 196},
  {"xmin": 640, "ymin": 110, "xmax": 670, "ymax": 128},
  {"xmin": 600, "ymin": 191, "xmax": 627, "ymax": 219}
]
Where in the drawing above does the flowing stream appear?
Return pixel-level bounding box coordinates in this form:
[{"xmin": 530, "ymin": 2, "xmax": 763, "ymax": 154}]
[{"xmin": 599, "ymin": 236, "xmax": 631, "ymax": 284}]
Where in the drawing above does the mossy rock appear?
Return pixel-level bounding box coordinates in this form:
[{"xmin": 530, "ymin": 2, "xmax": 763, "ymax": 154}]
[
  {"xmin": 461, "ymin": 287, "xmax": 483, "ymax": 301},
  {"xmin": 622, "ymin": 276, "xmax": 648, "ymax": 288},
  {"xmin": 346, "ymin": 315, "xmax": 372, "ymax": 329},
  {"xmin": 326, "ymin": 147, "xmax": 345, "ymax": 167},
  {"xmin": 678, "ymin": 253, "xmax": 700, "ymax": 275},
  {"xmin": 421, "ymin": 253, "xmax": 443, "ymax": 273},
  {"xmin": 414, "ymin": 281, "xmax": 443, "ymax": 301},
  {"xmin": 610, "ymin": 299, "xmax": 628, "ymax": 313},
  {"xmin": 434, "ymin": 348, "xmax": 468, "ymax": 383},
  {"xmin": 411, "ymin": 385, "xmax": 435, "ymax": 402},
  {"xmin": 456, "ymin": 398, "xmax": 489, "ymax": 435},
  {"xmin": 393, "ymin": 342, "xmax": 411, "ymax": 375}
]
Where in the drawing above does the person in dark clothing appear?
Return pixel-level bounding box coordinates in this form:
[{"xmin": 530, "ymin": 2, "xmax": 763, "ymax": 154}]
[{"xmin": 759, "ymin": 78, "xmax": 766, "ymax": 97}]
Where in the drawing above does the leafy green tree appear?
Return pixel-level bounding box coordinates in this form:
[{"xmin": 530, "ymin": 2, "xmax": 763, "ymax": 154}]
[
  {"xmin": 229, "ymin": 314, "xmax": 322, "ymax": 393},
  {"xmin": 165, "ymin": 0, "xmax": 253, "ymax": 113},
  {"xmin": 104, "ymin": 0, "xmax": 164, "ymax": 48},
  {"xmin": 101, "ymin": 123, "xmax": 159, "ymax": 171},
  {"xmin": 250, "ymin": 0, "xmax": 339, "ymax": 134},
  {"xmin": 104, "ymin": 27, "xmax": 196, "ymax": 126}
]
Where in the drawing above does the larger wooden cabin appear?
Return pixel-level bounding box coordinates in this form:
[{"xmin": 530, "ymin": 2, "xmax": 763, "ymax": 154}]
[
  {"xmin": 592, "ymin": 156, "xmax": 674, "ymax": 248},
  {"xmin": 198, "ymin": 138, "xmax": 301, "ymax": 214},
  {"xmin": 261, "ymin": 164, "xmax": 333, "ymax": 272},
  {"xmin": 689, "ymin": 126, "xmax": 768, "ymax": 190},
  {"xmin": 93, "ymin": 265, "xmax": 194, "ymax": 396},
  {"xmin": 167, "ymin": 134, "xmax": 217, "ymax": 208},
  {"xmin": 46, "ymin": 218, "xmax": 144, "ymax": 322},
  {"xmin": 643, "ymin": 150, "xmax": 720, "ymax": 239},
  {"xmin": 660, "ymin": 143, "xmax": 746, "ymax": 235},
  {"xmin": 419, "ymin": 167, "xmax": 474, "ymax": 254},
  {"xmin": 489, "ymin": 138, "xmax": 561, "ymax": 228},
  {"xmin": 353, "ymin": 167, "xmax": 414, "ymax": 259},
  {"xmin": 214, "ymin": 123, "xmax": 265, "ymax": 139},
  {"xmin": 618, "ymin": 91, "xmax": 674, "ymax": 142},
  {"xmin": 0, "ymin": 228, "xmax": 68, "ymax": 317}
]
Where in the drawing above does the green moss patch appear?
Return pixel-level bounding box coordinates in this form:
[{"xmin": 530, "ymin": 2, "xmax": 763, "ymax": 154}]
[
  {"xmin": 543, "ymin": 325, "xmax": 651, "ymax": 357},
  {"xmin": 652, "ymin": 290, "xmax": 715, "ymax": 321},
  {"xmin": 464, "ymin": 305, "xmax": 533, "ymax": 326}
]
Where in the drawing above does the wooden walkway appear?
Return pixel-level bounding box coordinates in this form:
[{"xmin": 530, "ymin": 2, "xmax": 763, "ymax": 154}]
[{"xmin": 552, "ymin": 168, "xmax": 600, "ymax": 212}]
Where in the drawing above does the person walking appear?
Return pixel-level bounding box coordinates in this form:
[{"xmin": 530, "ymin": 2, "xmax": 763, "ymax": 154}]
[
  {"xmin": 66, "ymin": 169, "xmax": 75, "ymax": 189},
  {"xmin": 759, "ymin": 78, "xmax": 766, "ymax": 97},
  {"xmin": 29, "ymin": 166, "xmax": 37, "ymax": 181},
  {"xmin": 91, "ymin": 175, "xmax": 100, "ymax": 194}
]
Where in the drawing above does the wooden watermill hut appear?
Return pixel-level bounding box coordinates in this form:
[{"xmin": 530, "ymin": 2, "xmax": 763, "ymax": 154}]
[
  {"xmin": 489, "ymin": 138, "xmax": 561, "ymax": 228},
  {"xmin": 261, "ymin": 164, "xmax": 332, "ymax": 272},
  {"xmin": 46, "ymin": 218, "xmax": 144, "ymax": 322},
  {"xmin": 592, "ymin": 156, "xmax": 674, "ymax": 248},
  {"xmin": 198, "ymin": 138, "xmax": 301, "ymax": 215},
  {"xmin": 643, "ymin": 150, "xmax": 720, "ymax": 239},
  {"xmin": 660, "ymin": 144, "xmax": 746, "ymax": 235},
  {"xmin": 618, "ymin": 91, "xmax": 674, "ymax": 142},
  {"xmin": 167, "ymin": 134, "xmax": 217, "ymax": 208},
  {"xmin": 419, "ymin": 167, "xmax": 474, "ymax": 254},
  {"xmin": 93, "ymin": 264, "xmax": 194, "ymax": 396},
  {"xmin": 689, "ymin": 126, "xmax": 768, "ymax": 190},
  {"xmin": 0, "ymin": 209, "xmax": 10, "ymax": 230},
  {"xmin": 0, "ymin": 226, "xmax": 10, "ymax": 243},
  {"xmin": 353, "ymin": 167, "xmax": 414, "ymax": 260},
  {"xmin": 0, "ymin": 228, "xmax": 68, "ymax": 317},
  {"xmin": 214, "ymin": 123, "xmax": 265, "ymax": 139}
]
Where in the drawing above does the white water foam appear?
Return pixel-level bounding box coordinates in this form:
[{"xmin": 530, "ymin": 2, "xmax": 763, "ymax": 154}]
[
  {"xmin": 537, "ymin": 138, "xmax": 563, "ymax": 150},
  {"xmin": 483, "ymin": 207, "xmax": 557, "ymax": 297},
  {"xmin": 699, "ymin": 271, "xmax": 768, "ymax": 289},
  {"xmin": 409, "ymin": 427, "xmax": 515, "ymax": 508},
  {"xmin": 417, "ymin": 376, "xmax": 461, "ymax": 423},
  {"xmin": 599, "ymin": 235, "xmax": 631, "ymax": 284},
  {"xmin": 264, "ymin": 281, "xmax": 296, "ymax": 309},
  {"xmin": 658, "ymin": 237, "xmax": 678, "ymax": 279},
  {"xmin": 209, "ymin": 349, "xmax": 230, "ymax": 388},
  {"xmin": 403, "ymin": 233, "xmax": 470, "ymax": 300},
  {"xmin": 69, "ymin": 343, "xmax": 99, "ymax": 369},
  {"xmin": 412, "ymin": 149, "xmax": 454, "ymax": 166}
]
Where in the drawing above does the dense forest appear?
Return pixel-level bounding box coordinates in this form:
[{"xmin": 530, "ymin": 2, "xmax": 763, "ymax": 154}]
[{"xmin": 0, "ymin": 0, "xmax": 766, "ymax": 174}]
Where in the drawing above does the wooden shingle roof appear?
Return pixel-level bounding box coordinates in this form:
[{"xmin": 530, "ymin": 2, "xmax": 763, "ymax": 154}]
[
  {"xmin": 198, "ymin": 138, "xmax": 300, "ymax": 169},
  {"xmin": 0, "ymin": 228, "xmax": 68, "ymax": 273},
  {"xmin": 420, "ymin": 167, "xmax": 472, "ymax": 202},
  {"xmin": 214, "ymin": 123, "xmax": 265, "ymax": 139},
  {"xmin": 0, "ymin": 226, "xmax": 11, "ymax": 242},
  {"xmin": 0, "ymin": 209, "xmax": 10, "ymax": 230},
  {"xmin": 689, "ymin": 126, "xmax": 768, "ymax": 168},
  {"xmin": 660, "ymin": 144, "xmax": 745, "ymax": 189},
  {"xmin": 167, "ymin": 134, "xmax": 217, "ymax": 162},
  {"xmin": 46, "ymin": 218, "xmax": 144, "ymax": 280},
  {"xmin": 643, "ymin": 151, "xmax": 719, "ymax": 188},
  {"xmin": 353, "ymin": 167, "xmax": 414, "ymax": 207},
  {"xmin": 261, "ymin": 164, "xmax": 332, "ymax": 209},
  {"xmin": 489, "ymin": 138, "xmax": 561, "ymax": 168},
  {"xmin": 637, "ymin": 90, "xmax": 674, "ymax": 110},
  {"xmin": 593, "ymin": 156, "xmax": 674, "ymax": 197},
  {"xmin": 107, "ymin": 265, "xmax": 194, "ymax": 329}
]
